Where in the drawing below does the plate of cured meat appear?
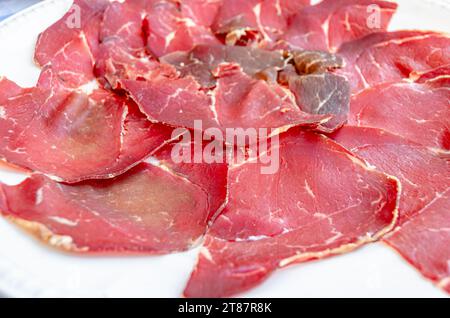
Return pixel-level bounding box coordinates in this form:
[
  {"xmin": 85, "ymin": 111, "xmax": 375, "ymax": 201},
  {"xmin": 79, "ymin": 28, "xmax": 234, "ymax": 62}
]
[{"xmin": 0, "ymin": 0, "xmax": 448, "ymax": 298}]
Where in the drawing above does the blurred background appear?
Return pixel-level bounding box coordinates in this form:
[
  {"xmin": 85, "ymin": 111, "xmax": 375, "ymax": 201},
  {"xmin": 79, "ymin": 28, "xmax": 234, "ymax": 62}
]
[{"xmin": 0, "ymin": 0, "xmax": 42, "ymax": 22}]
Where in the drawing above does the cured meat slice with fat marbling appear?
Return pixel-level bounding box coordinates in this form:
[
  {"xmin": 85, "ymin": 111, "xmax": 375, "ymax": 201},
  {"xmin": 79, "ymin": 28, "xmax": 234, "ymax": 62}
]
[
  {"xmin": 121, "ymin": 64, "xmax": 330, "ymax": 136},
  {"xmin": 386, "ymin": 189, "xmax": 450, "ymax": 294},
  {"xmin": 145, "ymin": 0, "xmax": 219, "ymax": 57},
  {"xmin": 348, "ymin": 69, "xmax": 450, "ymax": 151},
  {"xmin": 331, "ymin": 127, "xmax": 449, "ymax": 225},
  {"xmin": 99, "ymin": 1, "xmax": 148, "ymax": 55},
  {"xmin": 95, "ymin": 40, "xmax": 177, "ymax": 89},
  {"xmin": 289, "ymin": 73, "xmax": 350, "ymax": 132},
  {"xmin": 94, "ymin": 1, "xmax": 180, "ymax": 88},
  {"xmin": 37, "ymin": 35, "xmax": 97, "ymax": 91},
  {"xmin": 161, "ymin": 44, "xmax": 287, "ymax": 88},
  {"xmin": 0, "ymin": 150, "xmax": 228, "ymax": 253},
  {"xmin": 151, "ymin": 139, "xmax": 229, "ymax": 220},
  {"xmin": 34, "ymin": 0, "xmax": 109, "ymax": 67},
  {"xmin": 416, "ymin": 65, "xmax": 450, "ymax": 84},
  {"xmin": 179, "ymin": 0, "xmax": 223, "ymax": 28},
  {"xmin": 0, "ymin": 77, "xmax": 174, "ymax": 183},
  {"xmin": 211, "ymin": 65, "xmax": 330, "ymax": 131},
  {"xmin": 280, "ymin": 51, "xmax": 351, "ymax": 132},
  {"xmin": 183, "ymin": 129, "xmax": 400, "ymax": 297},
  {"xmin": 212, "ymin": 0, "xmax": 310, "ymax": 45},
  {"xmin": 338, "ymin": 31, "xmax": 450, "ymax": 93},
  {"xmin": 281, "ymin": 0, "xmax": 397, "ymax": 52},
  {"xmin": 332, "ymin": 126, "xmax": 450, "ymax": 293}
]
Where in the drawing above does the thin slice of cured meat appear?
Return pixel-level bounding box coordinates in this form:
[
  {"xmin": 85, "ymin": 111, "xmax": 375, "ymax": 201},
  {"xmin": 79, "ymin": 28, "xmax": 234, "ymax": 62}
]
[
  {"xmin": 213, "ymin": 65, "xmax": 328, "ymax": 130},
  {"xmin": 179, "ymin": 0, "xmax": 223, "ymax": 27},
  {"xmin": 37, "ymin": 35, "xmax": 97, "ymax": 91},
  {"xmin": 184, "ymin": 129, "xmax": 400, "ymax": 297},
  {"xmin": 95, "ymin": 39, "xmax": 177, "ymax": 89},
  {"xmin": 34, "ymin": 0, "xmax": 109, "ymax": 67},
  {"xmin": 332, "ymin": 126, "xmax": 450, "ymax": 293},
  {"xmin": 145, "ymin": 0, "xmax": 219, "ymax": 57},
  {"xmin": 161, "ymin": 45, "xmax": 287, "ymax": 88},
  {"xmin": 281, "ymin": 0, "xmax": 397, "ymax": 52},
  {"xmin": 212, "ymin": 0, "xmax": 310, "ymax": 46},
  {"xmin": 121, "ymin": 64, "xmax": 330, "ymax": 136},
  {"xmin": 338, "ymin": 31, "xmax": 450, "ymax": 93},
  {"xmin": 291, "ymin": 50, "xmax": 345, "ymax": 74},
  {"xmin": 0, "ymin": 77, "xmax": 174, "ymax": 183},
  {"xmin": 348, "ymin": 71, "xmax": 450, "ymax": 151},
  {"xmin": 121, "ymin": 75, "xmax": 219, "ymax": 130},
  {"xmin": 0, "ymin": 152, "xmax": 227, "ymax": 254},
  {"xmin": 280, "ymin": 51, "xmax": 350, "ymax": 132},
  {"xmin": 331, "ymin": 126, "xmax": 449, "ymax": 224},
  {"xmin": 95, "ymin": 0, "xmax": 181, "ymax": 88},
  {"xmin": 151, "ymin": 139, "xmax": 229, "ymax": 220},
  {"xmin": 386, "ymin": 189, "xmax": 450, "ymax": 294},
  {"xmin": 289, "ymin": 73, "xmax": 350, "ymax": 132},
  {"xmin": 99, "ymin": 1, "xmax": 147, "ymax": 55},
  {"xmin": 416, "ymin": 65, "xmax": 450, "ymax": 84}
]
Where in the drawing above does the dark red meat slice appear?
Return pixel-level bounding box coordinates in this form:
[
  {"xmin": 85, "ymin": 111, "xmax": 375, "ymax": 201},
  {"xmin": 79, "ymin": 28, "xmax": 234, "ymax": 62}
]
[
  {"xmin": 95, "ymin": 39, "xmax": 177, "ymax": 89},
  {"xmin": 152, "ymin": 140, "xmax": 229, "ymax": 219},
  {"xmin": 338, "ymin": 31, "xmax": 450, "ymax": 92},
  {"xmin": 34, "ymin": 0, "xmax": 109, "ymax": 67},
  {"xmin": 281, "ymin": 0, "xmax": 397, "ymax": 52},
  {"xmin": 121, "ymin": 75, "xmax": 219, "ymax": 130},
  {"xmin": 161, "ymin": 44, "xmax": 287, "ymax": 88},
  {"xmin": 332, "ymin": 126, "xmax": 449, "ymax": 293},
  {"xmin": 122, "ymin": 64, "xmax": 330, "ymax": 135},
  {"xmin": 416, "ymin": 65, "xmax": 450, "ymax": 84},
  {"xmin": 180, "ymin": 0, "xmax": 223, "ymax": 27},
  {"xmin": 349, "ymin": 73, "xmax": 450, "ymax": 151},
  {"xmin": 386, "ymin": 189, "xmax": 449, "ymax": 294},
  {"xmin": 37, "ymin": 36, "xmax": 96, "ymax": 91},
  {"xmin": 213, "ymin": 64, "xmax": 329, "ymax": 130},
  {"xmin": 100, "ymin": 1, "xmax": 147, "ymax": 54},
  {"xmin": 0, "ymin": 154, "xmax": 227, "ymax": 253},
  {"xmin": 95, "ymin": 0, "xmax": 180, "ymax": 88},
  {"xmin": 184, "ymin": 129, "xmax": 400, "ymax": 297},
  {"xmin": 279, "ymin": 51, "xmax": 350, "ymax": 132},
  {"xmin": 145, "ymin": 0, "xmax": 219, "ymax": 57},
  {"xmin": 289, "ymin": 73, "xmax": 350, "ymax": 132},
  {"xmin": 259, "ymin": 0, "xmax": 311, "ymax": 41},
  {"xmin": 212, "ymin": 0, "xmax": 310, "ymax": 45},
  {"xmin": 332, "ymin": 126, "xmax": 449, "ymax": 224},
  {"xmin": 161, "ymin": 47, "xmax": 350, "ymax": 133},
  {"xmin": 0, "ymin": 77, "xmax": 174, "ymax": 183},
  {"xmin": 292, "ymin": 50, "xmax": 345, "ymax": 74}
]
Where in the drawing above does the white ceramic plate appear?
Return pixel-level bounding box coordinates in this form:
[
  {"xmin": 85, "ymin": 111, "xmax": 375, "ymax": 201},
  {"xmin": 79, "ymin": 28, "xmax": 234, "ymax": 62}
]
[{"xmin": 0, "ymin": 0, "xmax": 448, "ymax": 298}]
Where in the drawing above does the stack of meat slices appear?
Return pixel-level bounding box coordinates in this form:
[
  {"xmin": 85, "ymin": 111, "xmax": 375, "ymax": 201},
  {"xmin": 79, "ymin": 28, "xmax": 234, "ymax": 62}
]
[{"xmin": 0, "ymin": 0, "xmax": 448, "ymax": 297}]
